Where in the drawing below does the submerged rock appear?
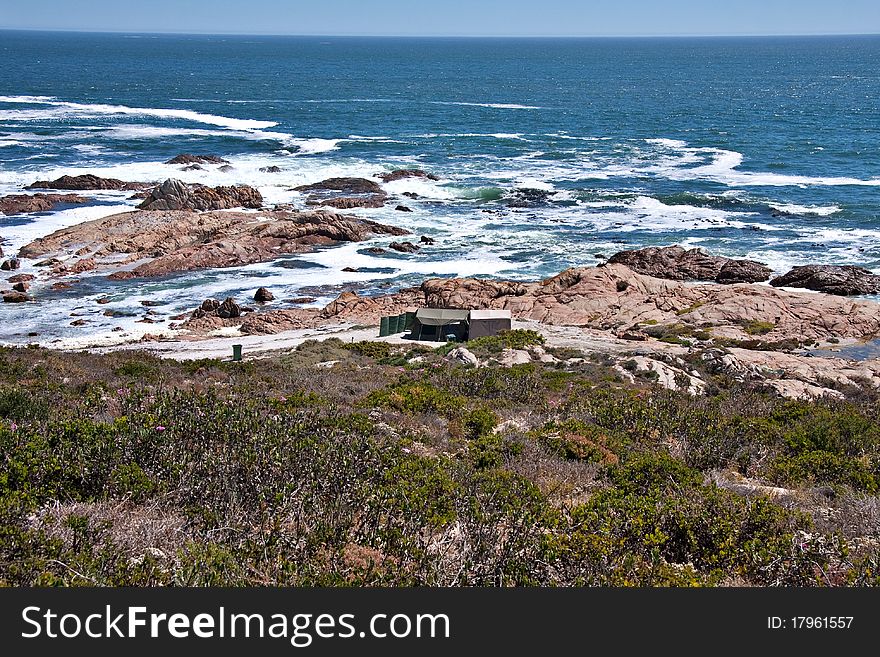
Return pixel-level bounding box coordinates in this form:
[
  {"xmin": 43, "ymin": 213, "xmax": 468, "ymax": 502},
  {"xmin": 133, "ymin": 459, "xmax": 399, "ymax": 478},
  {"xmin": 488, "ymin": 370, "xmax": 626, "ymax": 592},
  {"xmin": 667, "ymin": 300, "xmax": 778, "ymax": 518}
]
[
  {"xmin": 389, "ymin": 241, "xmax": 420, "ymax": 253},
  {"xmin": 294, "ymin": 177, "xmax": 383, "ymax": 195},
  {"xmin": 377, "ymin": 169, "xmax": 439, "ymax": 183},
  {"xmin": 504, "ymin": 188, "xmax": 557, "ymax": 208},
  {"xmin": 2, "ymin": 290, "xmax": 31, "ymax": 303},
  {"xmin": 395, "ymin": 205, "xmax": 413, "ymax": 212},
  {"xmin": 165, "ymin": 154, "xmax": 229, "ymax": 165},
  {"xmin": 770, "ymin": 264, "xmax": 880, "ymax": 296},
  {"xmin": 295, "ymin": 177, "xmax": 387, "ymax": 208},
  {"xmin": 259, "ymin": 165, "xmax": 282, "ymax": 173}
]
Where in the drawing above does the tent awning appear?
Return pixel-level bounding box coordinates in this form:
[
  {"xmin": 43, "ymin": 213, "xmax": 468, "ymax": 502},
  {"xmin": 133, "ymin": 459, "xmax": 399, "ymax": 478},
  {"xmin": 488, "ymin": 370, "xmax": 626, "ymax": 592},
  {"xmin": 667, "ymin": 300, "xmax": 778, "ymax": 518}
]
[
  {"xmin": 469, "ymin": 310, "xmax": 511, "ymax": 320},
  {"xmin": 415, "ymin": 308, "xmax": 470, "ymax": 326}
]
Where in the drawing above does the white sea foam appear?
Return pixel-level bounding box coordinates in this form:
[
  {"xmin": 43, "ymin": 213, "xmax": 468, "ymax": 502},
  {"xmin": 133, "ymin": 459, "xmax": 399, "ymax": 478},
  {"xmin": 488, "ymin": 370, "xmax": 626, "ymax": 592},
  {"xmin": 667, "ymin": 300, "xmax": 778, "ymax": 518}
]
[
  {"xmin": 769, "ymin": 203, "xmax": 841, "ymax": 216},
  {"xmin": 430, "ymin": 101, "xmax": 542, "ymax": 110},
  {"xmin": 643, "ymin": 140, "xmax": 880, "ymax": 188},
  {"xmin": 284, "ymin": 138, "xmax": 343, "ymax": 155},
  {"xmin": 0, "ymin": 95, "xmax": 278, "ymax": 130},
  {"xmin": 645, "ymin": 138, "xmax": 689, "ymax": 148}
]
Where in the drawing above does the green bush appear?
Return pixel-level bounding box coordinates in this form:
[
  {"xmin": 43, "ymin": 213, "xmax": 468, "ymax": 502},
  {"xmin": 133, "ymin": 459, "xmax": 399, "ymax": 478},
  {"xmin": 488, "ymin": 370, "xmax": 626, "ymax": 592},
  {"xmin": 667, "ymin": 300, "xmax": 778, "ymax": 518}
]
[{"xmin": 468, "ymin": 329, "xmax": 545, "ymax": 353}]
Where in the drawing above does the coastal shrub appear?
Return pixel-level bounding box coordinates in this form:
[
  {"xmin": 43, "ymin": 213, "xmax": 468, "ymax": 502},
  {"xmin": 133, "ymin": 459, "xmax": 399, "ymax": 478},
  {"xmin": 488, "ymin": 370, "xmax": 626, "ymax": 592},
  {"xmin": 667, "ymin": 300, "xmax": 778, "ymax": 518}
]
[
  {"xmin": 741, "ymin": 320, "xmax": 776, "ymax": 336},
  {"xmin": 1, "ymin": 345, "xmax": 878, "ymax": 587},
  {"xmin": 364, "ymin": 383, "xmax": 465, "ymax": 416},
  {"xmin": 550, "ymin": 453, "xmax": 834, "ymax": 585},
  {"xmin": 532, "ymin": 419, "xmax": 624, "ymax": 464},
  {"xmin": 467, "ymin": 329, "xmax": 545, "ymax": 354},
  {"xmin": 344, "ymin": 340, "xmax": 393, "ymax": 360},
  {"xmin": 114, "ymin": 359, "xmax": 159, "ymax": 380},
  {"xmin": 0, "ymin": 387, "xmax": 49, "ymax": 421}
]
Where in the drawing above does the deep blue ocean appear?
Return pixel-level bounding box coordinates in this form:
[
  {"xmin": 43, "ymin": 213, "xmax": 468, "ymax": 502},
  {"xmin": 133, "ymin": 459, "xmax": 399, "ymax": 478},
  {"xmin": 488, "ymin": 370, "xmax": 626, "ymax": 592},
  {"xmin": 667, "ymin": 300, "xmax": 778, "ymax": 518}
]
[{"xmin": 0, "ymin": 31, "xmax": 878, "ymax": 345}]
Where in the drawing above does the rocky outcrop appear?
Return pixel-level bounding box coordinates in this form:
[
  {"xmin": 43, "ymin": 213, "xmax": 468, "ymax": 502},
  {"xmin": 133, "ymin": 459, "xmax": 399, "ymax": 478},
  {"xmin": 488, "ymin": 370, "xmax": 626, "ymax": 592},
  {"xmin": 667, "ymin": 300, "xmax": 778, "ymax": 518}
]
[
  {"xmin": 0, "ymin": 193, "xmax": 89, "ymax": 215},
  {"xmin": 7, "ymin": 273, "xmax": 34, "ymax": 283},
  {"xmin": 607, "ymin": 246, "xmax": 771, "ymax": 283},
  {"xmin": 137, "ymin": 179, "xmax": 263, "ymax": 211},
  {"xmin": 1, "ymin": 258, "xmax": 20, "ymax": 271},
  {"xmin": 770, "ymin": 265, "xmax": 880, "ymax": 296},
  {"xmin": 254, "ymin": 287, "xmax": 274, "ymax": 302},
  {"xmin": 319, "ymin": 288, "xmax": 424, "ymax": 322},
  {"xmin": 294, "ymin": 177, "xmax": 387, "ymax": 208},
  {"xmin": 322, "ymin": 263, "xmax": 880, "ymax": 343},
  {"xmin": 165, "ymin": 154, "xmax": 229, "ymax": 165},
  {"xmin": 377, "ymin": 169, "xmax": 439, "ymax": 183},
  {"xmin": 395, "ymin": 205, "xmax": 413, "ymax": 212},
  {"xmin": 19, "ymin": 208, "xmax": 409, "ymax": 279},
  {"xmin": 239, "ymin": 309, "xmax": 315, "ymax": 335},
  {"xmin": 259, "ymin": 166, "xmax": 282, "ymax": 173},
  {"xmin": 26, "ymin": 174, "xmax": 148, "ymax": 191}
]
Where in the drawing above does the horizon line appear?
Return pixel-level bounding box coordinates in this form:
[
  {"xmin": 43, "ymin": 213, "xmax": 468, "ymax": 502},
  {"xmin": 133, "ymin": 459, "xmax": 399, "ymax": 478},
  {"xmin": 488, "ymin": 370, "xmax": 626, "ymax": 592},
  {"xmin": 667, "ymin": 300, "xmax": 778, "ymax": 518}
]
[{"xmin": 1, "ymin": 27, "xmax": 879, "ymax": 39}]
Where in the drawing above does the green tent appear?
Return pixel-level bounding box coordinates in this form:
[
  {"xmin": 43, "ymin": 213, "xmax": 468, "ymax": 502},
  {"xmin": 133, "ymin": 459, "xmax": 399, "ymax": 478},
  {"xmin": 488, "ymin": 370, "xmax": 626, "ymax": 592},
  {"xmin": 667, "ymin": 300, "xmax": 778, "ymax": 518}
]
[{"xmin": 412, "ymin": 308, "xmax": 470, "ymax": 342}]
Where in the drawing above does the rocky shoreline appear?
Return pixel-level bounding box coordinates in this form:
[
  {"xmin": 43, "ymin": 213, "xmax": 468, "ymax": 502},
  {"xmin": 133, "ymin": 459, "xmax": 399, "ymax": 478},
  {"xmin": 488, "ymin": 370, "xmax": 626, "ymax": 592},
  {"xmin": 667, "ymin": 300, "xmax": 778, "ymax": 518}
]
[{"xmin": 4, "ymin": 165, "xmax": 880, "ymax": 401}]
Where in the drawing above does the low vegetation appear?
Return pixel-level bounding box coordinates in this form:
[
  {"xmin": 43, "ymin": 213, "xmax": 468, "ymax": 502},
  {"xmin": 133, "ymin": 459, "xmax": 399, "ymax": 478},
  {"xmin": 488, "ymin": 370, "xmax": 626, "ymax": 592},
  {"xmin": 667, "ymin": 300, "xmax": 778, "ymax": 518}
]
[{"xmin": 1, "ymin": 340, "xmax": 878, "ymax": 587}]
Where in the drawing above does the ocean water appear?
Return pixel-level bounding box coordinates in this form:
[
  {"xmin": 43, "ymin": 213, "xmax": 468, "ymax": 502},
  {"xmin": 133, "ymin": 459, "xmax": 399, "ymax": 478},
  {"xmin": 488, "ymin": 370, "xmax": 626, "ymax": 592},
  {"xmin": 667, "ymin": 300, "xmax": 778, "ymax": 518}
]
[{"xmin": 0, "ymin": 32, "xmax": 879, "ymax": 347}]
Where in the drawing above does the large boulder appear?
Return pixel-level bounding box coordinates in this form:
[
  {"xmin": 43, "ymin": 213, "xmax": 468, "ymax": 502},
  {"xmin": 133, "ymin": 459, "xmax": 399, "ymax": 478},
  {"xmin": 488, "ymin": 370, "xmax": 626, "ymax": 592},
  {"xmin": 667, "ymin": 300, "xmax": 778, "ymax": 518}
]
[
  {"xmin": 0, "ymin": 193, "xmax": 88, "ymax": 216},
  {"xmin": 26, "ymin": 174, "xmax": 147, "ymax": 191},
  {"xmin": 1, "ymin": 258, "xmax": 20, "ymax": 271},
  {"xmin": 770, "ymin": 265, "xmax": 880, "ymax": 296},
  {"xmin": 138, "ymin": 179, "xmax": 263, "ymax": 211},
  {"xmin": 608, "ymin": 245, "xmax": 770, "ymax": 283},
  {"xmin": 377, "ymin": 169, "xmax": 439, "ymax": 183},
  {"xmin": 716, "ymin": 259, "xmax": 773, "ymax": 284},
  {"xmin": 254, "ymin": 287, "xmax": 274, "ymax": 302},
  {"xmin": 165, "ymin": 154, "xmax": 229, "ymax": 165},
  {"xmin": 216, "ymin": 297, "xmax": 241, "ymax": 319}
]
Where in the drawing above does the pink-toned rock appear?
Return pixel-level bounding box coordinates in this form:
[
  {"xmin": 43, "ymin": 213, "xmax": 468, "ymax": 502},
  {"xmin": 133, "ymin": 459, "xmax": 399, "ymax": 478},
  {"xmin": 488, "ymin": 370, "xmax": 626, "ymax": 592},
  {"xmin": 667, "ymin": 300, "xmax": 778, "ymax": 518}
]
[
  {"xmin": 18, "ymin": 208, "xmax": 409, "ymax": 279},
  {"xmin": 26, "ymin": 174, "xmax": 148, "ymax": 191},
  {"xmin": 0, "ymin": 193, "xmax": 89, "ymax": 215},
  {"xmin": 322, "ymin": 263, "xmax": 880, "ymax": 343},
  {"xmin": 137, "ymin": 178, "xmax": 262, "ymax": 211}
]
